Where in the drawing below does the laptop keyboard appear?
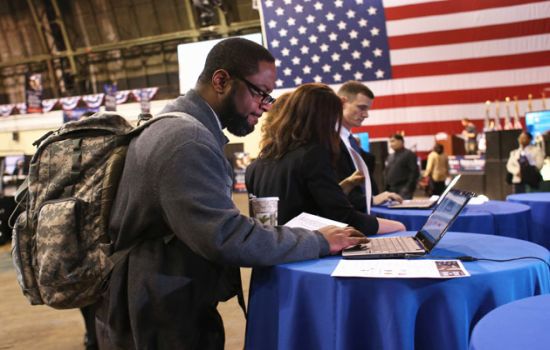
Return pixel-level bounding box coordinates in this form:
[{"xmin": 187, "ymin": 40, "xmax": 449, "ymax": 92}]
[{"xmin": 369, "ymin": 237, "xmax": 421, "ymax": 253}]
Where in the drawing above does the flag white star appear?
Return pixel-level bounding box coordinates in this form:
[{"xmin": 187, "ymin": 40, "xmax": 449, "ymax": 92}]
[
  {"xmin": 276, "ymin": 79, "xmax": 284, "ymax": 87},
  {"xmin": 265, "ymin": 0, "xmax": 274, "ymax": 7},
  {"xmin": 308, "ymin": 35, "xmax": 318, "ymax": 43},
  {"xmin": 283, "ymin": 67, "xmax": 292, "ymax": 76},
  {"xmin": 358, "ymin": 18, "xmax": 368, "ymax": 27},
  {"xmin": 351, "ymin": 50, "xmax": 361, "ymax": 59},
  {"xmin": 283, "ymin": 0, "xmax": 292, "ymax": 4},
  {"xmin": 331, "ymin": 53, "xmax": 340, "ymax": 61},
  {"xmin": 335, "ymin": 0, "xmax": 344, "ymax": 7},
  {"xmin": 349, "ymin": 30, "xmax": 358, "ymax": 39},
  {"xmin": 375, "ymin": 69, "xmax": 385, "ymax": 78},
  {"xmin": 275, "ymin": 7, "xmax": 284, "ymax": 16},
  {"xmin": 322, "ymin": 64, "xmax": 331, "ymax": 72},
  {"xmin": 311, "ymin": 54, "xmax": 320, "ymax": 63},
  {"xmin": 303, "ymin": 65, "xmax": 312, "ymax": 74},
  {"xmin": 289, "ymin": 37, "xmax": 299, "ymax": 45},
  {"xmin": 346, "ymin": 10, "xmax": 356, "ymax": 19},
  {"xmin": 333, "ymin": 73, "xmax": 342, "ymax": 82},
  {"xmin": 298, "ymin": 26, "xmax": 307, "ymax": 34},
  {"xmin": 342, "ymin": 62, "xmax": 352, "ymax": 70},
  {"xmin": 326, "ymin": 12, "xmax": 335, "ymax": 21},
  {"xmin": 294, "ymin": 4, "xmax": 303, "ymax": 13},
  {"xmin": 361, "ymin": 39, "xmax": 371, "ymax": 47},
  {"xmin": 328, "ymin": 32, "xmax": 338, "ymax": 41},
  {"xmin": 275, "ymin": 59, "xmax": 281, "ymax": 67},
  {"xmin": 292, "ymin": 56, "xmax": 301, "ymax": 65},
  {"xmin": 355, "ymin": 0, "xmax": 363, "ymax": 4},
  {"xmin": 340, "ymin": 41, "xmax": 349, "ymax": 50},
  {"xmin": 279, "ymin": 28, "xmax": 288, "ymax": 37},
  {"xmin": 313, "ymin": 75, "xmax": 322, "ymax": 82},
  {"xmin": 268, "ymin": 20, "xmax": 277, "ymax": 29},
  {"xmin": 294, "ymin": 77, "xmax": 303, "ymax": 85},
  {"xmin": 368, "ymin": 6, "xmax": 377, "ymax": 15},
  {"xmin": 354, "ymin": 71, "xmax": 363, "ymax": 80},
  {"xmin": 373, "ymin": 48, "xmax": 383, "ymax": 57},
  {"xmin": 363, "ymin": 60, "xmax": 373, "ymax": 68},
  {"xmin": 314, "ymin": 2, "xmax": 323, "ymax": 10},
  {"xmin": 337, "ymin": 21, "xmax": 347, "ymax": 30},
  {"xmin": 318, "ymin": 23, "xmax": 326, "ymax": 32},
  {"xmin": 370, "ymin": 27, "xmax": 380, "ymax": 36},
  {"xmin": 281, "ymin": 48, "xmax": 290, "ymax": 56},
  {"xmin": 271, "ymin": 39, "xmax": 280, "ymax": 48},
  {"xmin": 306, "ymin": 15, "xmax": 315, "ymax": 23},
  {"xmin": 287, "ymin": 17, "xmax": 296, "ymax": 26},
  {"xmin": 320, "ymin": 43, "xmax": 329, "ymax": 52},
  {"xmin": 300, "ymin": 45, "xmax": 309, "ymax": 54}
]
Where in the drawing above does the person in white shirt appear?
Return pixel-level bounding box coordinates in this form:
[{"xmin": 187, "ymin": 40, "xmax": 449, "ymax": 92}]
[
  {"xmin": 335, "ymin": 81, "xmax": 403, "ymax": 212},
  {"xmin": 506, "ymin": 131, "xmax": 544, "ymax": 193}
]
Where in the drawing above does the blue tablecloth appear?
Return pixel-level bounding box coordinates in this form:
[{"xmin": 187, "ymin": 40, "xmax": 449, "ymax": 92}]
[
  {"xmin": 507, "ymin": 193, "xmax": 550, "ymax": 249},
  {"xmin": 371, "ymin": 200, "xmax": 531, "ymax": 240},
  {"xmin": 469, "ymin": 294, "xmax": 550, "ymax": 350},
  {"xmin": 245, "ymin": 232, "xmax": 550, "ymax": 350}
]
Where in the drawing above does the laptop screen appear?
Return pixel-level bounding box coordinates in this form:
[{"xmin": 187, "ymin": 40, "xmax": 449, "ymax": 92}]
[{"xmin": 416, "ymin": 190, "xmax": 472, "ymax": 251}]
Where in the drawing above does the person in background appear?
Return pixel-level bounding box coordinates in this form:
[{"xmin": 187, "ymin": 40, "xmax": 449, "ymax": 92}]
[
  {"xmin": 506, "ymin": 131, "xmax": 544, "ymax": 193},
  {"xmin": 335, "ymin": 81, "xmax": 402, "ymax": 213},
  {"xmin": 11, "ymin": 159, "xmax": 27, "ymax": 176},
  {"xmin": 245, "ymin": 83, "xmax": 406, "ymax": 235},
  {"xmin": 461, "ymin": 118, "xmax": 478, "ymax": 155},
  {"xmin": 423, "ymin": 143, "xmax": 449, "ymax": 196},
  {"xmin": 95, "ymin": 38, "xmax": 366, "ymax": 350},
  {"xmin": 384, "ymin": 134, "xmax": 420, "ymax": 199}
]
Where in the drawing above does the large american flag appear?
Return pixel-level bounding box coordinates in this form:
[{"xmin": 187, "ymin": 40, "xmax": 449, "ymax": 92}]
[{"xmin": 259, "ymin": 0, "xmax": 550, "ymax": 155}]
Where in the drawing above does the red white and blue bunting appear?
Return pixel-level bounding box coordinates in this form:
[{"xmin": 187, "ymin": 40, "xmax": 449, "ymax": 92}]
[{"xmin": 0, "ymin": 87, "xmax": 159, "ymax": 116}]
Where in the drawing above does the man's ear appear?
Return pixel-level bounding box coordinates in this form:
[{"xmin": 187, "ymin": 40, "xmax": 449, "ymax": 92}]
[
  {"xmin": 340, "ymin": 95, "xmax": 348, "ymax": 105},
  {"xmin": 212, "ymin": 69, "xmax": 231, "ymax": 94}
]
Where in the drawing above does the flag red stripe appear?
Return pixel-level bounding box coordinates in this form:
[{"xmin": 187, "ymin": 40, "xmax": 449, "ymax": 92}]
[
  {"xmin": 389, "ymin": 18, "xmax": 550, "ymax": 49},
  {"xmin": 374, "ymin": 83, "xmax": 550, "ymax": 109},
  {"xmin": 354, "ymin": 119, "xmax": 524, "ymax": 139},
  {"xmin": 392, "ymin": 51, "xmax": 550, "ymax": 79},
  {"xmin": 384, "ymin": 0, "xmax": 546, "ymax": 21}
]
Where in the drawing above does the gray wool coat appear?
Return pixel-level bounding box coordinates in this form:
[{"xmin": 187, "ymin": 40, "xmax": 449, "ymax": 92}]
[{"xmin": 95, "ymin": 89, "xmax": 330, "ymax": 349}]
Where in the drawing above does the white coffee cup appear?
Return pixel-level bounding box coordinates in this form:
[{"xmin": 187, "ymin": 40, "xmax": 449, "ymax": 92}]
[{"xmin": 250, "ymin": 197, "xmax": 279, "ymax": 225}]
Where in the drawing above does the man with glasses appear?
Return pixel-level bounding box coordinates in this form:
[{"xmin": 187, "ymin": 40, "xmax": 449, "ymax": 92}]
[{"xmin": 95, "ymin": 37, "xmax": 366, "ymax": 350}]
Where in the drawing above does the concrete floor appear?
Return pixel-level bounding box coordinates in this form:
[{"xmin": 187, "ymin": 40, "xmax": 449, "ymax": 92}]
[{"xmin": 0, "ymin": 193, "xmax": 251, "ymax": 350}]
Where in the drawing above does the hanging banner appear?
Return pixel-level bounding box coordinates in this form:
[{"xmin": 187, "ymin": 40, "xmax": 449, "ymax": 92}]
[
  {"xmin": 60, "ymin": 96, "xmax": 81, "ymax": 111},
  {"xmin": 15, "ymin": 103, "xmax": 27, "ymax": 114},
  {"xmin": 115, "ymin": 90, "xmax": 131, "ymax": 105},
  {"xmin": 41, "ymin": 98, "xmax": 59, "ymax": 113},
  {"xmin": 82, "ymin": 93, "xmax": 105, "ymax": 109},
  {"xmin": 131, "ymin": 87, "xmax": 159, "ymax": 102},
  {"xmin": 63, "ymin": 107, "xmax": 100, "ymax": 123},
  {"xmin": 104, "ymin": 83, "xmax": 117, "ymax": 111},
  {"xmin": 0, "ymin": 104, "xmax": 15, "ymax": 117},
  {"xmin": 25, "ymin": 73, "xmax": 43, "ymax": 113}
]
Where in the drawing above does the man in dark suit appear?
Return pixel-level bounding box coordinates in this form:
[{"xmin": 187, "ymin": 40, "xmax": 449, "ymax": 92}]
[
  {"xmin": 385, "ymin": 133, "xmax": 420, "ymax": 199},
  {"xmin": 335, "ymin": 81, "xmax": 402, "ymax": 213}
]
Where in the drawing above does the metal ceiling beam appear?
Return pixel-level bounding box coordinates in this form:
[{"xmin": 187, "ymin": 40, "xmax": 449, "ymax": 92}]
[{"xmin": 0, "ymin": 19, "xmax": 260, "ymax": 69}]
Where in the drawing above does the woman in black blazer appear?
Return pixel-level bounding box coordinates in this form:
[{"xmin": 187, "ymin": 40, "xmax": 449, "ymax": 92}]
[{"xmin": 245, "ymin": 83, "xmax": 405, "ymax": 235}]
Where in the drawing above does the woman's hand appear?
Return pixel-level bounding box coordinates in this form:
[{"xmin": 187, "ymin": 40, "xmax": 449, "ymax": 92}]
[{"xmin": 339, "ymin": 170, "xmax": 365, "ymax": 194}]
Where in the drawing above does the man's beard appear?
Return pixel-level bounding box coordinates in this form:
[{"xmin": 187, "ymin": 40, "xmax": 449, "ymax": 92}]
[{"xmin": 219, "ymin": 88, "xmax": 254, "ymax": 136}]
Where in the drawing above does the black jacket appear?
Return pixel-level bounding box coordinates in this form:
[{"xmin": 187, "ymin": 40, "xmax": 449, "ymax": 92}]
[{"xmin": 245, "ymin": 143, "xmax": 379, "ymax": 235}]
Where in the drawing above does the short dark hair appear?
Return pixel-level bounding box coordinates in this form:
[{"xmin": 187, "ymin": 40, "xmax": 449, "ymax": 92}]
[
  {"xmin": 197, "ymin": 38, "xmax": 275, "ymax": 84},
  {"xmin": 391, "ymin": 133, "xmax": 404, "ymax": 141},
  {"xmin": 337, "ymin": 81, "xmax": 375, "ymax": 100},
  {"xmin": 523, "ymin": 131, "xmax": 533, "ymax": 140}
]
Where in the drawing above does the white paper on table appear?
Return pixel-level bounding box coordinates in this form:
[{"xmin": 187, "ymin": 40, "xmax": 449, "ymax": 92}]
[
  {"xmin": 331, "ymin": 259, "xmax": 470, "ymax": 279},
  {"xmin": 284, "ymin": 212, "xmax": 348, "ymax": 231}
]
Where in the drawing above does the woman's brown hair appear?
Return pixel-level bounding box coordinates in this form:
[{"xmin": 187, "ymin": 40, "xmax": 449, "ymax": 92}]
[{"xmin": 259, "ymin": 83, "xmax": 342, "ymax": 160}]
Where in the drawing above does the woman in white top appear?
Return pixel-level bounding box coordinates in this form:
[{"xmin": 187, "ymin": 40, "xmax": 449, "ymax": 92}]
[{"xmin": 506, "ymin": 131, "xmax": 544, "ymax": 193}]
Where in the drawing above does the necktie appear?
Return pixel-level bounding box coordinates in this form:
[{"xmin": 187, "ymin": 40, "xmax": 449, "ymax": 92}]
[
  {"xmin": 348, "ymin": 134, "xmax": 363, "ymax": 155},
  {"xmin": 347, "ymin": 135, "xmax": 372, "ymax": 214}
]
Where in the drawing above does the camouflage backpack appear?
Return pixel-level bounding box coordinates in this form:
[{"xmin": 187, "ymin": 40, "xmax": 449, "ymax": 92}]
[{"xmin": 10, "ymin": 111, "xmax": 185, "ymax": 309}]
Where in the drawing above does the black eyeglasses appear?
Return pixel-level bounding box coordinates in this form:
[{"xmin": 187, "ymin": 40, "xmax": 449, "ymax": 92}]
[{"xmin": 234, "ymin": 76, "xmax": 276, "ymax": 105}]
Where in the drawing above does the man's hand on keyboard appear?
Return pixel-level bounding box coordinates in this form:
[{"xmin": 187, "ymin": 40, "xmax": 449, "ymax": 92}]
[{"xmin": 318, "ymin": 225, "xmax": 369, "ymax": 255}]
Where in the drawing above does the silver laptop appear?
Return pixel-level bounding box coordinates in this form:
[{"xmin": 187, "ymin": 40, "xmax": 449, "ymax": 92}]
[
  {"xmin": 387, "ymin": 174, "xmax": 462, "ymax": 209},
  {"xmin": 342, "ymin": 189, "xmax": 474, "ymax": 259}
]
